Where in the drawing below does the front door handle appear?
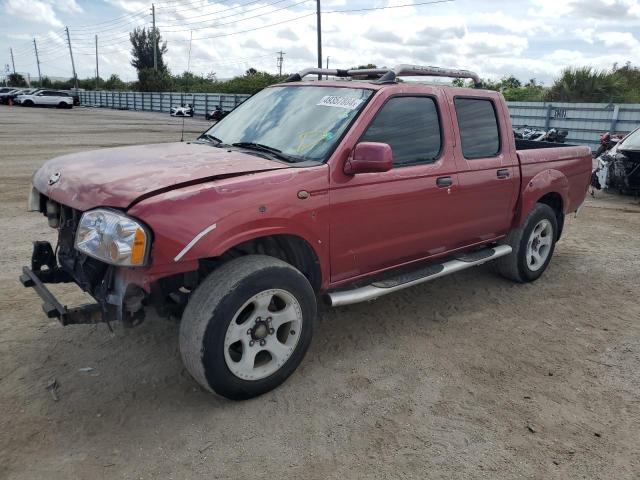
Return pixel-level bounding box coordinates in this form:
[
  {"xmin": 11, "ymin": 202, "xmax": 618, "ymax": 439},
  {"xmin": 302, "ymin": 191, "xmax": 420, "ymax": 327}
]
[
  {"xmin": 436, "ymin": 176, "xmax": 453, "ymax": 188},
  {"xmin": 497, "ymin": 168, "xmax": 510, "ymax": 179}
]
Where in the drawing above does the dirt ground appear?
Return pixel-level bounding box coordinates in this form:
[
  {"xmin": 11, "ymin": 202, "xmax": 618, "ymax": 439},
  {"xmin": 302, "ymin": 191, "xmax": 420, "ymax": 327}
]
[{"xmin": 0, "ymin": 105, "xmax": 639, "ymax": 480}]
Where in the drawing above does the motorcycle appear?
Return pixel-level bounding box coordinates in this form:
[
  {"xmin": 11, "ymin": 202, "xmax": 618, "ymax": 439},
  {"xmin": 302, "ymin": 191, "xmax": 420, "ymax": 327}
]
[
  {"xmin": 514, "ymin": 127, "xmax": 568, "ymax": 143},
  {"xmin": 205, "ymin": 105, "xmax": 229, "ymax": 121},
  {"xmin": 170, "ymin": 104, "xmax": 194, "ymax": 117},
  {"xmin": 594, "ymin": 131, "xmax": 624, "ymax": 158}
]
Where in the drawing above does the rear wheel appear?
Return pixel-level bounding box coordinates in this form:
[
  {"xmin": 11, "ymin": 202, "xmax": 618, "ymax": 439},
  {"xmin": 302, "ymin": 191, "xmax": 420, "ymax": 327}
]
[
  {"xmin": 495, "ymin": 203, "xmax": 558, "ymax": 283},
  {"xmin": 179, "ymin": 255, "xmax": 316, "ymax": 400},
  {"xmin": 23, "ymin": 100, "xmax": 33, "ymax": 107}
]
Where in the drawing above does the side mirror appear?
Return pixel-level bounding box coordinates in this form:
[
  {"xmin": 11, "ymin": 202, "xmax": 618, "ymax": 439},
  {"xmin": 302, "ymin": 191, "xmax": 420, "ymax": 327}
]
[{"xmin": 344, "ymin": 142, "xmax": 393, "ymax": 175}]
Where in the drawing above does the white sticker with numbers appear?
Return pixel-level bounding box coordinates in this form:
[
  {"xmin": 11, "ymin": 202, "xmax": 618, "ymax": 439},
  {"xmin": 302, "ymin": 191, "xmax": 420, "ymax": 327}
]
[{"xmin": 316, "ymin": 95, "xmax": 363, "ymax": 110}]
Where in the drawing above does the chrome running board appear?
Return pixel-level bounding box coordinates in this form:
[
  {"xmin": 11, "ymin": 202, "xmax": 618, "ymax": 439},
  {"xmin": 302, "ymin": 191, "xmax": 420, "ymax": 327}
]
[{"xmin": 326, "ymin": 245, "xmax": 512, "ymax": 307}]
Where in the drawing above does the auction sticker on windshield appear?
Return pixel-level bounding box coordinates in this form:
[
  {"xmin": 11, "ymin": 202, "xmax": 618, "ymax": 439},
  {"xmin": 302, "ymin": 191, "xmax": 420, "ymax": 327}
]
[{"xmin": 316, "ymin": 95, "xmax": 364, "ymax": 110}]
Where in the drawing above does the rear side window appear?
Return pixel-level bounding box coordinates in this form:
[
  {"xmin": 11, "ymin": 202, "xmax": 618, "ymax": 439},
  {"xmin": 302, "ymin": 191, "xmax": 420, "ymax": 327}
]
[
  {"xmin": 454, "ymin": 98, "xmax": 500, "ymax": 158},
  {"xmin": 360, "ymin": 96, "xmax": 441, "ymax": 167}
]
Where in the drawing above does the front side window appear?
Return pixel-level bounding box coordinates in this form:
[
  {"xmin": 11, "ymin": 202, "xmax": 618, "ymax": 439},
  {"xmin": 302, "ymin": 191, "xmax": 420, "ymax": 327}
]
[
  {"xmin": 203, "ymin": 85, "xmax": 373, "ymax": 163},
  {"xmin": 454, "ymin": 98, "xmax": 500, "ymax": 158},
  {"xmin": 360, "ymin": 96, "xmax": 442, "ymax": 167}
]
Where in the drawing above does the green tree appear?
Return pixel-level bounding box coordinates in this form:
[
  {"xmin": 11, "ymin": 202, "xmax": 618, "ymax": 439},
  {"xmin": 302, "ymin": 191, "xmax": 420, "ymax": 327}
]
[
  {"xmin": 498, "ymin": 75, "xmax": 521, "ymax": 90},
  {"xmin": 104, "ymin": 74, "xmax": 127, "ymax": 91},
  {"xmin": 130, "ymin": 26, "xmax": 168, "ymax": 72},
  {"xmin": 612, "ymin": 62, "xmax": 640, "ymax": 102},
  {"xmin": 546, "ymin": 67, "xmax": 626, "ymax": 102},
  {"xmin": 8, "ymin": 73, "xmax": 27, "ymax": 87},
  {"xmin": 136, "ymin": 69, "xmax": 173, "ymax": 92}
]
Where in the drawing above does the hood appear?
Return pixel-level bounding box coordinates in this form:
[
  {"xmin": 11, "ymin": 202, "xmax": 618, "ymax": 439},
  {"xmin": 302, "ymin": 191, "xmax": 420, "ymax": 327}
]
[{"xmin": 33, "ymin": 142, "xmax": 289, "ymax": 211}]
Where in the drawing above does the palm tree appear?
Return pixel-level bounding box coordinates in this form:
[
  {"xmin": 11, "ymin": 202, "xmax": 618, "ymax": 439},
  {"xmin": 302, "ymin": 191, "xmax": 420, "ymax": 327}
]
[{"xmin": 546, "ymin": 67, "xmax": 626, "ymax": 102}]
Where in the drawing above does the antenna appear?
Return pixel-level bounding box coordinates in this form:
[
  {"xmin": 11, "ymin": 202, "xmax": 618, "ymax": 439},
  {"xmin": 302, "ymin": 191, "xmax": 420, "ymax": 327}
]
[{"xmin": 180, "ymin": 30, "xmax": 193, "ymax": 143}]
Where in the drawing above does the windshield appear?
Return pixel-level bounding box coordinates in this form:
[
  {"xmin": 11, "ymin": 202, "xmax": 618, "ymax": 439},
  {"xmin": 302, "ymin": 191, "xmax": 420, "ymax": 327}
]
[
  {"xmin": 202, "ymin": 85, "xmax": 373, "ymax": 162},
  {"xmin": 618, "ymin": 127, "xmax": 640, "ymax": 151}
]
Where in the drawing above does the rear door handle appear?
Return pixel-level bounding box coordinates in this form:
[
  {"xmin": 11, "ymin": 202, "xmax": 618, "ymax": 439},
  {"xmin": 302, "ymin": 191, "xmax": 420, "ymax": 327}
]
[
  {"xmin": 436, "ymin": 176, "xmax": 453, "ymax": 188},
  {"xmin": 497, "ymin": 169, "xmax": 510, "ymax": 179}
]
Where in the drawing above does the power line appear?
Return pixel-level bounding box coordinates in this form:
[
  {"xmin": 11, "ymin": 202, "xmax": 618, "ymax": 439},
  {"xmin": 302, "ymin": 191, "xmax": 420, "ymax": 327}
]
[
  {"xmin": 158, "ymin": 0, "xmax": 312, "ymax": 34},
  {"xmin": 156, "ymin": 0, "xmax": 294, "ymax": 27},
  {"xmin": 325, "ymin": 0, "xmax": 454, "ymax": 14}
]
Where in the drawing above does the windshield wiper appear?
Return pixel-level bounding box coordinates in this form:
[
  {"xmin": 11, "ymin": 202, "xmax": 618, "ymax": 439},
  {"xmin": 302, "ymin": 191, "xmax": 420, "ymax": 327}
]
[
  {"xmin": 198, "ymin": 133, "xmax": 226, "ymax": 146},
  {"xmin": 231, "ymin": 142, "xmax": 297, "ymax": 163}
]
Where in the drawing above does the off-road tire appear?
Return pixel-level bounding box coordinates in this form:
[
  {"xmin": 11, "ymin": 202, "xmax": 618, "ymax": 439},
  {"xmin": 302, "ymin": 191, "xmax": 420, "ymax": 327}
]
[
  {"xmin": 495, "ymin": 203, "xmax": 558, "ymax": 283},
  {"xmin": 179, "ymin": 255, "xmax": 316, "ymax": 400}
]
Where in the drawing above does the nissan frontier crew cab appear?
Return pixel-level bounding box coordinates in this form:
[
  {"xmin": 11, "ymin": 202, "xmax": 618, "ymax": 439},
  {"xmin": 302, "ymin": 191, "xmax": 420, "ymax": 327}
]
[{"xmin": 21, "ymin": 65, "xmax": 593, "ymax": 400}]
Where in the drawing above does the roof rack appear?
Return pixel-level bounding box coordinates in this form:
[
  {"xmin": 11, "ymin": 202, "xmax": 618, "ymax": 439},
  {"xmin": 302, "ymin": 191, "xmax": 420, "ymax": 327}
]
[{"xmin": 284, "ymin": 64, "xmax": 482, "ymax": 88}]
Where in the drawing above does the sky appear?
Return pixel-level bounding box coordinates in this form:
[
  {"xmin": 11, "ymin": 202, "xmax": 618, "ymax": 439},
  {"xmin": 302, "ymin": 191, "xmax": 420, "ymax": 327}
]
[{"xmin": 1, "ymin": 0, "xmax": 640, "ymax": 84}]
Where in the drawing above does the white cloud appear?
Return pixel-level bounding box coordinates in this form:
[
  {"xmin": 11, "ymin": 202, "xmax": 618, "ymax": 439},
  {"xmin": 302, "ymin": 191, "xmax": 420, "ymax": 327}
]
[
  {"xmin": 4, "ymin": 0, "xmax": 63, "ymax": 27},
  {"xmin": 4, "ymin": 0, "xmax": 640, "ymax": 84},
  {"xmin": 595, "ymin": 31, "xmax": 640, "ymax": 49}
]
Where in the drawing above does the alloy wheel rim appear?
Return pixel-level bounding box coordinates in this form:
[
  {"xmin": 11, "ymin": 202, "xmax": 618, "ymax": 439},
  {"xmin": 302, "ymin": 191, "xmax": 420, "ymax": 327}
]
[
  {"xmin": 223, "ymin": 289, "xmax": 302, "ymax": 381},
  {"xmin": 526, "ymin": 219, "xmax": 553, "ymax": 272}
]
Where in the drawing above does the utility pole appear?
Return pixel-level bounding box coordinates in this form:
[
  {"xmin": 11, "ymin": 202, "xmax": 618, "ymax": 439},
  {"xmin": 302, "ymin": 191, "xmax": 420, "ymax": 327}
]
[
  {"xmin": 10, "ymin": 48, "xmax": 16, "ymax": 75},
  {"xmin": 95, "ymin": 34, "xmax": 99, "ymax": 89},
  {"xmin": 65, "ymin": 26, "xmax": 78, "ymax": 89},
  {"xmin": 152, "ymin": 3, "xmax": 157, "ymax": 71},
  {"xmin": 277, "ymin": 50, "xmax": 285, "ymax": 76},
  {"xmin": 316, "ymin": 0, "xmax": 322, "ymax": 80},
  {"xmin": 33, "ymin": 39, "xmax": 42, "ymax": 85}
]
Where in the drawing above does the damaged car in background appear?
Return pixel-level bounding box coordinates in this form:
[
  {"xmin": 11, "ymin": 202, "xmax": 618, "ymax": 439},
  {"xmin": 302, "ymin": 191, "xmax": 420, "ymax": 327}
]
[{"xmin": 592, "ymin": 126, "xmax": 640, "ymax": 194}]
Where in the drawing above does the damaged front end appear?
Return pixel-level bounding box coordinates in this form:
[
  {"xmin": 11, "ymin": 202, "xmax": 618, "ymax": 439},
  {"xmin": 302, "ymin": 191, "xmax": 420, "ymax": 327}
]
[
  {"xmin": 592, "ymin": 128, "xmax": 640, "ymax": 194},
  {"xmin": 592, "ymin": 149, "xmax": 640, "ymax": 194},
  {"xmin": 20, "ymin": 194, "xmax": 149, "ymax": 326}
]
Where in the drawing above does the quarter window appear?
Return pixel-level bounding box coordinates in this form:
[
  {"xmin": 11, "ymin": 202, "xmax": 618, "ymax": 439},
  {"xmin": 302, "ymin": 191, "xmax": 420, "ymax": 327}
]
[
  {"xmin": 454, "ymin": 98, "xmax": 500, "ymax": 158},
  {"xmin": 360, "ymin": 96, "xmax": 441, "ymax": 167}
]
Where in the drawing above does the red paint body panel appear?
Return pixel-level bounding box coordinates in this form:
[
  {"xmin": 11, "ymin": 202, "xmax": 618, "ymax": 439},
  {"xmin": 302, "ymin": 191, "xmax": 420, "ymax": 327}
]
[
  {"xmin": 32, "ymin": 142, "xmax": 287, "ymax": 211},
  {"xmin": 31, "ymin": 82, "xmax": 592, "ymax": 293}
]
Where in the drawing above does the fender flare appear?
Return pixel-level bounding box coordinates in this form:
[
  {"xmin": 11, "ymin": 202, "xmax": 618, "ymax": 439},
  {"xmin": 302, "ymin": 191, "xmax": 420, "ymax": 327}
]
[
  {"xmin": 190, "ymin": 217, "xmax": 330, "ymax": 288},
  {"xmin": 516, "ymin": 169, "xmax": 569, "ymax": 226}
]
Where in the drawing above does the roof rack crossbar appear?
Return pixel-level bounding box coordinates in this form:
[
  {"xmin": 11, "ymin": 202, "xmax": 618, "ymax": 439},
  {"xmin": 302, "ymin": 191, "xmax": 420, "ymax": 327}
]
[{"xmin": 285, "ymin": 64, "xmax": 482, "ymax": 87}]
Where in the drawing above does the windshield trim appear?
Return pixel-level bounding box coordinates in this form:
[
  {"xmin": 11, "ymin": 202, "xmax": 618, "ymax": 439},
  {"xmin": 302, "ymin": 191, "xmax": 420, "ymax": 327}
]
[
  {"xmin": 618, "ymin": 126, "xmax": 640, "ymax": 151},
  {"xmin": 203, "ymin": 84, "xmax": 377, "ymax": 164}
]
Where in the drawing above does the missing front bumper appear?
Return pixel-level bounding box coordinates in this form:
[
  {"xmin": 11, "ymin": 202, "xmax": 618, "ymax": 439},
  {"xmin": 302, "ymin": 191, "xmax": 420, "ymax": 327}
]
[
  {"xmin": 19, "ymin": 241, "xmax": 144, "ymax": 326},
  {"xmin": 20, "ymin": 266, "xmax": 107, "ymax": 325}
]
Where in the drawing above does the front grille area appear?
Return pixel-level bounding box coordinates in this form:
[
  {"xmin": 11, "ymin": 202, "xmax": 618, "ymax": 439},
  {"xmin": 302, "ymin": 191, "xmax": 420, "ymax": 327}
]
[{"xmin": 43, "ymin": 196, "xmax": 109, "ymax": 294}]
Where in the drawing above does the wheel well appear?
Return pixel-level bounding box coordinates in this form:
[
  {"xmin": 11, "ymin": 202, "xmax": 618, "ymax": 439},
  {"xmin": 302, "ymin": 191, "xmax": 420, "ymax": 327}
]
[
  {"xmin": 537, "ymin": 192, "xmax": 564, "ymax": 240},
  {"xmin": 202, "ymin": 234, "xmax": 322, "ymax": 292}
]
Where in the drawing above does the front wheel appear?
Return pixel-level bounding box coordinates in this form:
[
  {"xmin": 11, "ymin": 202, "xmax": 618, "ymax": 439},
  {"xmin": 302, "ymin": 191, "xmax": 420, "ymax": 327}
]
[
  {"xmin": 495, "ymin": 203, "xmax": 558, "ymax": 283},
  {"xmin": 179, "ymin": 255, "xmax": 316, "ymax": 400}
]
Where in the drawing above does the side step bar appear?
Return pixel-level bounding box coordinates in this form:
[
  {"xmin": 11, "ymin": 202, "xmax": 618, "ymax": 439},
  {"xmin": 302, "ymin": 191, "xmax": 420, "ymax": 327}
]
[{"xmin": 326, "ymin": 245, "xmax": 512, "ymax": 307}]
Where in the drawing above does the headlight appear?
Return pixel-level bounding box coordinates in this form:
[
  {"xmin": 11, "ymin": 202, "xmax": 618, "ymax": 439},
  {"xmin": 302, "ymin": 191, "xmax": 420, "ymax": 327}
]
[{"xmin": 75, "ymin": 209, "xmax": 151, "ymax": 266}]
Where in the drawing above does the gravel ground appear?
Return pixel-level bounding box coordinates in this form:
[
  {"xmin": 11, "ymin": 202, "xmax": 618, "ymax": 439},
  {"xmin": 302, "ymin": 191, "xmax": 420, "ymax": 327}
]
[{"xmin": 1, "ymin": 106, "xmax": 639, "ymax": 480}]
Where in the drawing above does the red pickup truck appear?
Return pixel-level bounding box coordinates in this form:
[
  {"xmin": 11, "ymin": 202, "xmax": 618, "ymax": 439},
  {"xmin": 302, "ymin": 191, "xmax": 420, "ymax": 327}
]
[{"xmin": 21, "ymin": 65, "xmax": 592, "ymax": 399}]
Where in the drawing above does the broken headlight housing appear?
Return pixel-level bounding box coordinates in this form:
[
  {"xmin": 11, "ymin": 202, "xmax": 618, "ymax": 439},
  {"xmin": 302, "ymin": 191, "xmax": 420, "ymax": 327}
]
[{"xmin": 75, "ymin": 209, "xmax": 151, "ymax": 267}]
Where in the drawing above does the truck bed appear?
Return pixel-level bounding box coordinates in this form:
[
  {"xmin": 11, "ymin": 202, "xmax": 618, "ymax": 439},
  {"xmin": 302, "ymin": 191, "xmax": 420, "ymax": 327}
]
[
  {"xmin": 516, "ymin": 142, "xmax": 593, "ymax": 216},
  {"xmin": 515, "ymin": 139, "xmax": 576, "ymax": 150}
]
